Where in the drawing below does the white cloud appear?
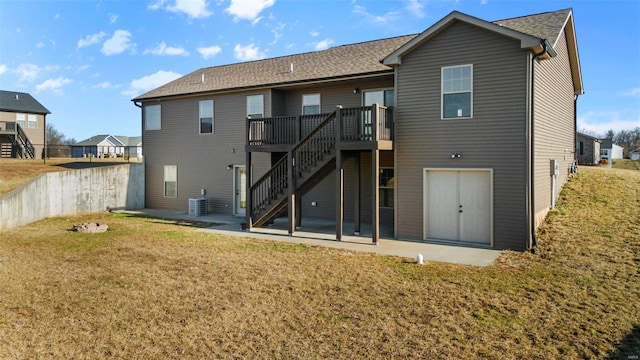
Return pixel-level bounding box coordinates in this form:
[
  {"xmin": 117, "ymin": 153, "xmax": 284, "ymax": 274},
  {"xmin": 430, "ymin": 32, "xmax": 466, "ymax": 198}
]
[
  {"xmin": 36, "ymin": 77, "xmax": 71, "ymax": 94},
  {"xmin": 310, "ymin": 30, "xmax": 319, "ymax": 37},
  {"xmin": 36, "ymin": 42, "xmax": 45, "ymax": 48},
  {"xmin": 122, "ymin": 70, "xmax": 182, "ymax": 97},
  {"xmin": 101, "ymin": 30, "xmax": 135, "ymax": 55},
  {"xmin": 226, "ymin": 0, "xmax": 275, "ymax": 21},
  {"xmin": 405, "ymin": 0, "xmax": 425, "ymax": 18},
  {"xmin": 54, "ymin": 14, "xmax": 60, "ymax": 19},
  {"xmin": 269, "ymin": 22, "xmax": 285, "ymax": 45},
  {"xmin": 0, "ymin": 64, "xmax": 7, "ymax": 75},
  {"xmin": 144, "ymin": 42, "xmax": 189, "ymax": 56},
  {"xmin": 150, "ymin": 0, "xmax": 212, "ymax": 18},
  {"xmin": 352, "ymin": 5, "xmax": 401, "ymax": 24},
  {"xmin": 93, "ymin": 81, "xmax": 113, "ymax": 89},
  {"xmin": 109, "ymin": 13, "xmax": 119, "ymax": 24},
  {"xmin": 578, "ymin": 110, "xmax": 640, "ymax": 136},
  {"xmin": 14, "ymin": 63, "xmax": 59, "ymax": 82},
  {"xmin": 78, "ymin": 31, "xmax": 107, "ymax": 49},
  {"xmin": 197, "ymin": 45, "xmax": 222, "ymax": 59},
  {"xmin": 619, "ymin": 88, "xmax": 640, "ymax": 97},
  {"xmin": 480, "ymin": 0, "xmax": 488, "ymax": 4},
  {"xmin": 234, "ymin": 43, "xmax": 266, "ymax": 61},
  {"xmin": 313, "ymin": 38, "xmax": 334, "ymax": 51},
  {"xmin": 77, "ymin": 64, "xmax": 90, "ymax": 72}
]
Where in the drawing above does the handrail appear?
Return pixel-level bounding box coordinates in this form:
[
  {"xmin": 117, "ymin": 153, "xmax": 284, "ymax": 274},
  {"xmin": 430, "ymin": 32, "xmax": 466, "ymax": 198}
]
[
  {"xmin": 16, "ymin": 123, "xmax": 35, "ymax": 158},
  {"xmin": 291, "ymin": 111, "xmax": 336, "ymax": 175},
  {"xmin": 249, "ymin": 155, "xmax": 288, "ymax": 218}
]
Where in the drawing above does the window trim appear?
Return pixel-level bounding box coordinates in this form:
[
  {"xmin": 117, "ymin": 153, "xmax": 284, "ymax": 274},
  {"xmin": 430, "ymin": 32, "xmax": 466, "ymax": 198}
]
[
  {"xmin": 145, "ymin": 104, "xmax": 162, "ymax": 130},
  {"xmin": 164, "ymin": 165, "xmax": 177, "ymax": 198},
  {"xmin": 302, "ymin": 93, "xmax": 321, "ymax": 115},
  {"xmin": 199, "ymin": 99, "xmax": 214, "ymax": 134},
  {"xmin": 441, "ymin": 64, "xmax": 473, "ymax": 120},
  {"xmin": 247, "ymin": 94, "xmax": 264, "ymax": 119}
]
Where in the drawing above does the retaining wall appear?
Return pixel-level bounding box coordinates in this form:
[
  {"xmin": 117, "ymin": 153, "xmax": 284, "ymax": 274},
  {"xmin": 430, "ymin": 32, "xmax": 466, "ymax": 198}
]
[{"xmin": 0, "ymin": 163, "xmax": 144, "ymax": 230}]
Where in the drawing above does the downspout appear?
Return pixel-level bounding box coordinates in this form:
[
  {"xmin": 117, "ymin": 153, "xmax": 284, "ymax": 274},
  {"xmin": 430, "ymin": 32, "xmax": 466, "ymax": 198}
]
[{"xmin": 529, "ymin": 40, "xmax": 549, "ymax": 251}]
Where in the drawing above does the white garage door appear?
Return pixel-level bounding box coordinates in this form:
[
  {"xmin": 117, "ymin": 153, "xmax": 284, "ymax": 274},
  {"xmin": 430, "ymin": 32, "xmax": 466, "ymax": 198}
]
[{"xmin": 424, "ymin": 169, "xmax": 492, "ymax": 245}]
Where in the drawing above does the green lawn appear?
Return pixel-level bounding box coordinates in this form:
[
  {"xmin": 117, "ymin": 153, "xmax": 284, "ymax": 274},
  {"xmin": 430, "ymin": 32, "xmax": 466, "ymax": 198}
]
[{"xmin": 0, "ymin": 167, "xmax": 638, "ymax": 359}]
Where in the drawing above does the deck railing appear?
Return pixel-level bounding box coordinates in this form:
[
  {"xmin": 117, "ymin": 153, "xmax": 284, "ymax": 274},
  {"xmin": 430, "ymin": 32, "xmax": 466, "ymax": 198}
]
[
  {"xmin": 247, "ymin": 105, "xmax": 392, "ymax": 147},
  {"xmin": 250, "ymin": 155, "xmax": 288, "ymax": 219}
]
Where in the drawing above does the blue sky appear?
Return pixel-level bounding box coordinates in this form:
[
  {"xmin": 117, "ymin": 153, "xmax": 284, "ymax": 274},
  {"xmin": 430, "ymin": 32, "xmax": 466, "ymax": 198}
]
[{"xmin": 0, "ymin": 0, "xmax": 638, "ymax": 142}]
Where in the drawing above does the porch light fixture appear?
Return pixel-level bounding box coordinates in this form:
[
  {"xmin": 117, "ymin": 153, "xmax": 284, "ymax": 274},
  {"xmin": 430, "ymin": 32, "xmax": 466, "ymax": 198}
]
[
  {"xmin": 353, "ymin": 88, "xmax": 359, "ymax": 94},
  {"xmin": 226, "ymin": 164, "xmax": 233, "ymax": 170},
  {"xmin": 451, "ymin": 152, "xmax": 462, "ymax": 159}
]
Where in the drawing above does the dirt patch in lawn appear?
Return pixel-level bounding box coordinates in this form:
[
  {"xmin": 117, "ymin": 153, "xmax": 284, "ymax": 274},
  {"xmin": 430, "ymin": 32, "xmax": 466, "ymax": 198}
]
[{"xmin": 0, "ymin": 168, "xmax": 638, "ymax": 359}]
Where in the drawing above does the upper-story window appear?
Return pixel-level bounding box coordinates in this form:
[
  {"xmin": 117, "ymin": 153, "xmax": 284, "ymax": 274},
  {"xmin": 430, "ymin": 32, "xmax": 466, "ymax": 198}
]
[
  {"xmin": 247, "ymin": 95, "xmax": 264, "ymax": 119},
  {"xmin": 16, "ymin": 113, "xmax": 26, "ymax": 128},
  {"xmin": 442, "ymin": 64, "xmax": 473, "ymax": 119},
  {"xmin": 199, "ymin": 100, "xmax": 214, "ymax": 134},
  {"xmin": 302, "ymin": 94, "xmax": 321, "ymax": 115},
  {"xmin": 145, "ymin": 104, "xmax": 161, "ymax": 130},
  {"xmin": 28, "ymin": 114, "xmax": 37, "ymax": 129}
]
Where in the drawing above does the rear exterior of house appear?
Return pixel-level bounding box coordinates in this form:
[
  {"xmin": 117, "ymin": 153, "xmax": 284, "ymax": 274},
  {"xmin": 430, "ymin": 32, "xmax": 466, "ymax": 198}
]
[
  {"xmin": 133, "ymin": 9, "xmax": 582, "ymax": 251},
  {"xmin": 0, "ymin": 90, "xmax": 49, "ymax": 159},
  {"xmin": 599, "ymin": 138, "xmax": 624, "ymax": 161},
  {"xmin": 71, "ymin": 135, "xmax": 142, "ymax": 159}
]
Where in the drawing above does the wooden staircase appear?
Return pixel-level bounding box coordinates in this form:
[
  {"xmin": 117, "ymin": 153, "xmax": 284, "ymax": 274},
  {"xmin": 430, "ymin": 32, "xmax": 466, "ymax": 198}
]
[{"xmin": 250, "ymin": 111, "xmax": 338, "ymax": 227}]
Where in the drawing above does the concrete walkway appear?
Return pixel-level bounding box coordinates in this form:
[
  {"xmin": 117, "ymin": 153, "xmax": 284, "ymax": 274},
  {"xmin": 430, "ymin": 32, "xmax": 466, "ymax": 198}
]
[{"xmin": 122, "ymin": 209, "xmax": 502, "ymax": 267}]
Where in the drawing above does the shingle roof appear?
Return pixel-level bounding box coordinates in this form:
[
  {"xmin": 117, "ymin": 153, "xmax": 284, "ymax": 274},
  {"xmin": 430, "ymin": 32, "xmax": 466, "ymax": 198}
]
[
  {"xmin": 494, "ymin": 9, "xmax": 571, "ymax": 47},
  {"xmin": 134, "ymin": 9, "xmax": 573, "ymax": 102},
  {"xmin": 0, "ymin": 90, "xmax": 51, "ymax": 114},
  {"xmin": 74, "ymin": 135, "xmax": 141, "ymax": 147},
  {"xmin": 133, "ymin": 35, "xmax": 416, "ymax": 101}
]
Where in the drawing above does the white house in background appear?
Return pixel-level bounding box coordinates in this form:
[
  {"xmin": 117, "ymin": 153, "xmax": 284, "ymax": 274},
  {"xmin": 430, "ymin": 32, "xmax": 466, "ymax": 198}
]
[
  {"xmin": 599, "ymin": 138, "xmax": 623, "ymax": 161},
  {"xmin": 631, "ymin": 149, "xmax": 640, "ymax": 161}
]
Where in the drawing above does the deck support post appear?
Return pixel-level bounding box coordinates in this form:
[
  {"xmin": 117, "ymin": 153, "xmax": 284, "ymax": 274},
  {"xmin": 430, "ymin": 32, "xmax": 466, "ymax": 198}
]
[
  {"xmin": 287, "ymin": 152, "xmax": 295, "ymax": 235},
  {"xmin": 295, "ymin": 196, "xmax": 302, "ymax": 229},
  {"xmin": 336, "ymin": 149, "xmax": 343, "ymax": 241},
  {"xmin": 354, "ymin": 152, "xmax": 361, "ymax": 235},
  {"xmin": 245, "ymin": 117, "xmax": 252, "ymax": 232},
  {"xmin": 372, "ymin": 148, "xmax": 379, "ymax": 244}
]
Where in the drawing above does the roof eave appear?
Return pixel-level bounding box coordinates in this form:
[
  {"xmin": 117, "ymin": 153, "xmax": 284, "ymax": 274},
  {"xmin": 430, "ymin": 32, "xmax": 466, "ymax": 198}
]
[{"xmin": 563, "ymin": 11, "xmax": 584, "ymax": 95}]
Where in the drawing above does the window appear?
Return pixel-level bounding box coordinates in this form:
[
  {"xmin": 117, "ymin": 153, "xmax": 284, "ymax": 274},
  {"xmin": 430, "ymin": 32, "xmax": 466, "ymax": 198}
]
[
  {"xmin": 442, "ymin": 64, "xmax": 472, "ymax": 119},
  {"xmin": 145, "ymin": 104, "xmax": 161, "ymax": 130},
  {"xmin": 164, "ymin": 165, "xmax": 177, "ymax": 197},
  {"xmin": 247, "ymin": 95, "xmax": 264, "ymax": 119},
  {"xmin": 28, "ymin": 114, "xmax": 37, "ymax": 129},
  {"xmin": 363, "ymin": 89, "xmax": 394, "ymax": 107},
  {"xmin": 199, "ymin": 100, "xmax": 214, "ymax": 134},
  {"xmin": 379, "ymin": 168, "xmax": 394, "ymax": 208},
  {"xmin": 16, "ymin": 113, "xmax": 26, "ymax": 128},
  {"xmin": 579, "ymin": 141, "xmax": 584, "ymax": 156},
  {"xmin": 302, "ymin": 94, "xmax": 320, "ymax": 115}
]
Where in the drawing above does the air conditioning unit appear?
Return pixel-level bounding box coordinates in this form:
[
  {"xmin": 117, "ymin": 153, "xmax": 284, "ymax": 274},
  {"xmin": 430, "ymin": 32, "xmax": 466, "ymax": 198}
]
[{"xmin": 188, "ymin": 197, "xmax": 207, "ymax": 216}]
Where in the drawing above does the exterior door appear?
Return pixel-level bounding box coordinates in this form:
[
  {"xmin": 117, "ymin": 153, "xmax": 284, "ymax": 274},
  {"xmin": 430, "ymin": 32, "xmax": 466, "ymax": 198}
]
[
  {"xmin": 234, "ymin": 166, "xmax": 246, "ymax": 216},
  {"xmin": 424, "ymin": 170, "xmax": 491, "ymax": 245}
]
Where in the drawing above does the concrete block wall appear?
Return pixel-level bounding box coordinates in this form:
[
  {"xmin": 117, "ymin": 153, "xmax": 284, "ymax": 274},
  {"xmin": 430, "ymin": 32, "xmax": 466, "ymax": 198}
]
[{"xmin": 0, "ymin": 163, "xmax": 144, "ymax": 230}]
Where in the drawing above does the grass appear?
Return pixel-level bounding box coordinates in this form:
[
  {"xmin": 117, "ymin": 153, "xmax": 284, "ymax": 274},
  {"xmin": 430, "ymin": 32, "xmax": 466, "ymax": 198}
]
[
  {"xmin": 0, "ymin": 167, "xmax": 639, "ymax": 358},
  {"xmin": 612, "ymin": 158, "xmax": 640, "ymax": 171},
  {"xmin": 0, "ymin": 158, "xmax": 140, "ymax": 196}
]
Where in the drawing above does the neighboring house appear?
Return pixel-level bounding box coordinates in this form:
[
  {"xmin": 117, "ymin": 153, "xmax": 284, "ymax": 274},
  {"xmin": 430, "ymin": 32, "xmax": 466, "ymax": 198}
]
[
  {"xmin": 577, "ymin": 132, "xmax": 601, "ymax": 165},
  {"xmin": 132, "ymin": 9, "xmax": 583, "ymax": 251},
  {"xmin": 630, "ymin": 149, "xmax": 640, "ymax": 161},
  {"xmin": 0, "ymin": 90, "xmax": 50, "ymax": 159},
  {"xmin": 71, "ymin": 135, "xmax": 142, "ymax": 158},
  {"xmin": 599, "ymin": 138, "xmax": 623, "ymax": 161}
]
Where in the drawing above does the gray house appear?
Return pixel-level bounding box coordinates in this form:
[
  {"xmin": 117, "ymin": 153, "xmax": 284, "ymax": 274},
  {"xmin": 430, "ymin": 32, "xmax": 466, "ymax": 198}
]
[
  {"xmin": 71, "ymin": 134, "xmax": 142, "ymax": 159},
  {"xmin": 133, "ymin": 9, "xmax": 583, "ymax": 251},
  {"xmin": 0, "ymin": 90, "xmax": 50, "ymax": 159},
  {"xmin": 577, "ymin": 132, "xmax": 601, "ymax": 165}
]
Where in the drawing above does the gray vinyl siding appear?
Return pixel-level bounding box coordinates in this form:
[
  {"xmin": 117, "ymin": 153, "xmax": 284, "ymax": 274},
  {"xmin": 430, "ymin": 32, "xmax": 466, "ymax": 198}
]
[
  {"xmin": 143, "ymin": 91, "xmax": 270, "ymax": 214},
  {"xmin": 394, "ymin": 21, "xmax": 529, "ymax": 250},
  {"xmin": 533, "ymin": 30, "xmax": 576, "ymax": 225}
]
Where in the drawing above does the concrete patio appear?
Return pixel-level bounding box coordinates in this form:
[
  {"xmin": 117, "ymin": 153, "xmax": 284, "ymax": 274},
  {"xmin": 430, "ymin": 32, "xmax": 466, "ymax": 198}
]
[{"xmin": 122, "ymin": 208, "xmax": 502, "ymax": 267}]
